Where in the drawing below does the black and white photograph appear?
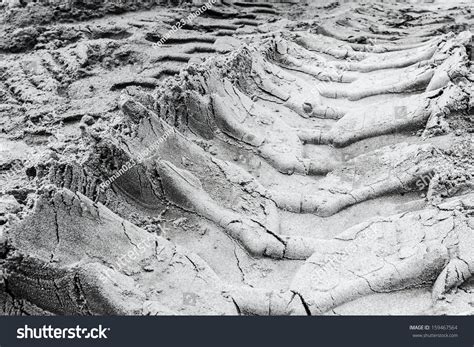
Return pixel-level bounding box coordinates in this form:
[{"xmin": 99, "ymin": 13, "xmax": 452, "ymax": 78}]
[{"xmin": 0, "ymin": 0, "xmax": 472, "ymax": 345}]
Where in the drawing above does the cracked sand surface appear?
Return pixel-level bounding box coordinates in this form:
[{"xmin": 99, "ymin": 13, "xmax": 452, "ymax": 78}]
[{"xmin": 0, "ymin": 0, "xmax": 473, "ymax": 315}]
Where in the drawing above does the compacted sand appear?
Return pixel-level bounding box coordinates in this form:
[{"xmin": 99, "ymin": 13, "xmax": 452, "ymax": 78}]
[{"xmin": 0, "ymin": 0, "xmax": 473, "ymax": 315}]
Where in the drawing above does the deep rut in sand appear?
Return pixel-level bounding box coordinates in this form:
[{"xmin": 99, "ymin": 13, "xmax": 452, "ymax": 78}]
[{"xmin": 0, "ymin": 0, "xmax": 473, "ymax": 315}]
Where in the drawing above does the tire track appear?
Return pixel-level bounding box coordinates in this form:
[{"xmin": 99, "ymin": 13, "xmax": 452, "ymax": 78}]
[{"xmin": 0, "ymin": 0, "xmax": 473, "ymax": 316}]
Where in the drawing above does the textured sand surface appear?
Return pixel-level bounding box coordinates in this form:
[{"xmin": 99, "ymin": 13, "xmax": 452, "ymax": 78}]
[{"xmin": 0, "ymin": 0, "xmax": 473, "ymax": 315}]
